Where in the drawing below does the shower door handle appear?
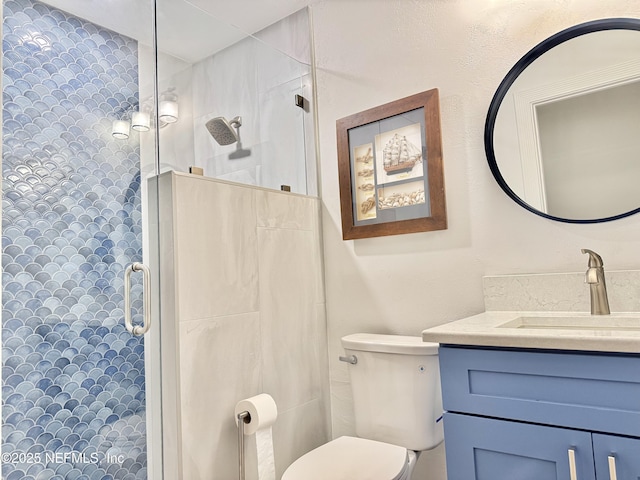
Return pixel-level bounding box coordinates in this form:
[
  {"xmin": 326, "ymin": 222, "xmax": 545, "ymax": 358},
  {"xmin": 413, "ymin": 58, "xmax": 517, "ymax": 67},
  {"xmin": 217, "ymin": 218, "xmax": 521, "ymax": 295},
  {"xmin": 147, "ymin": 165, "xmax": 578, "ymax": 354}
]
[{"xmin": 124, "ymin": 262, "xmax": 151, "ymax": 336}]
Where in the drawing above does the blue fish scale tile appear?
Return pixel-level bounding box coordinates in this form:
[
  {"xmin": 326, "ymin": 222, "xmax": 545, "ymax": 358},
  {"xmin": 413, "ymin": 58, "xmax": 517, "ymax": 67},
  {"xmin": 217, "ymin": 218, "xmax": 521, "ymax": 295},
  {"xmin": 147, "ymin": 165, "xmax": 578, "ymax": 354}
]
[{"xmin": 3, "ymin": 1, "xmax": 147, "ymax": 477}]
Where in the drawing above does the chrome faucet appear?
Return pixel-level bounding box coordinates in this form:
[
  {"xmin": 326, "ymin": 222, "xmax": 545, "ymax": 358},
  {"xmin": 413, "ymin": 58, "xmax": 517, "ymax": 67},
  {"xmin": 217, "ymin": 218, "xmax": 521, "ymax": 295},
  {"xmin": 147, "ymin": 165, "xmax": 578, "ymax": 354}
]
[{"xmin": 581, "ymin": 249, "xmax": 610, "ymax": 315}]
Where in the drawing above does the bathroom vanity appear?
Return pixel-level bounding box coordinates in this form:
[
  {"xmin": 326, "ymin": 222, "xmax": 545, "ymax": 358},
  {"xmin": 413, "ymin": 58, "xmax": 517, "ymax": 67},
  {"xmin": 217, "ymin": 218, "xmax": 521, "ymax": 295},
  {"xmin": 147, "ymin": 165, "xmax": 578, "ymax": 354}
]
[
  {"xmin": 423, "ymin": 311, "xmax": 640, "ymax": 480},
  {"xmin": 442, "ymin": 11, "xmax": 640, "ymax": 477}
]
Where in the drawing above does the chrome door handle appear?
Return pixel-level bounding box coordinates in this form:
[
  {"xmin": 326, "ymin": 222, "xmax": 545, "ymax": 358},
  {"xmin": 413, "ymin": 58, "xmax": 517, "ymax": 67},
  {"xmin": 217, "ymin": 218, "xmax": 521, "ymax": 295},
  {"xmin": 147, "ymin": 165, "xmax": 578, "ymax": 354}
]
[
  {"xmin": 608, "ymin": 455, "xmax": 618, "ymax": 480},
  {"xmin": 124, "ymin": 262, "xmax": 151, "ymax": 336},
  {"xmin": 568, "ymin": 448, "xmax": 578, "ymax": 480}
]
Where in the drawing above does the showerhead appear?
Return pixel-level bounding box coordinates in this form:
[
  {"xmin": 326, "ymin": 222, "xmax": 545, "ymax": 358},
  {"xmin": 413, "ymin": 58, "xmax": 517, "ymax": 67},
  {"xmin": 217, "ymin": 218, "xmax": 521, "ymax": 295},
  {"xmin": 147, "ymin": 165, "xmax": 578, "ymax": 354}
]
[
  {"xmin": 205, "ymin": 115, "xmax": 252, "ymax": 159},
  {"xmin": 205, "ymin": 116, "xmax": 241, "ymax": 145}
]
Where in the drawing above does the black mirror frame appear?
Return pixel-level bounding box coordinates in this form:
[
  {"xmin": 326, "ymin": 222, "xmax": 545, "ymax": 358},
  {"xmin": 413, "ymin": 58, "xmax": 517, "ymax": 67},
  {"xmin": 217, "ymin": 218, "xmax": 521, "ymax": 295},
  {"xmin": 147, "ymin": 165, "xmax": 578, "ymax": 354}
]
[{"xmin": 484, "ymin": 17, "xmax": 640, "ymax": 224}]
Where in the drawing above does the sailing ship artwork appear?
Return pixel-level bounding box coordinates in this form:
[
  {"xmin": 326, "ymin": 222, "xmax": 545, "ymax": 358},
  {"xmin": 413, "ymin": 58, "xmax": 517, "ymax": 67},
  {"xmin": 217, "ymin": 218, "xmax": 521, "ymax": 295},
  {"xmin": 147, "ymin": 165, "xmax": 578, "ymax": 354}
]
[
  {"xmin": 337, "ymin": 89, "xmax": 445, "ymax": 239},
  {"xmin": 375, "ymin": 123, "xmax": 424, "ymax": 185},
  {"xmin": 352, "ymin": 123, "xmax": 428, "ymax": 221}
]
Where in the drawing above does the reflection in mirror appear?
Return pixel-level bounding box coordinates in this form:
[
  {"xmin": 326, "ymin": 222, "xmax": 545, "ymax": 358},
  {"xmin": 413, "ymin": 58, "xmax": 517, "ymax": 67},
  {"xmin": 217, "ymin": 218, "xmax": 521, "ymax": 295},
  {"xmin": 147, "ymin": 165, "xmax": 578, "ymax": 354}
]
[
  {"xmin": 536, "ymin": 80, "xmax": 640, "ymax": 219},
  {"xmin": 486, "ymin": 19, "xmax": 640, "ymax": 223}
]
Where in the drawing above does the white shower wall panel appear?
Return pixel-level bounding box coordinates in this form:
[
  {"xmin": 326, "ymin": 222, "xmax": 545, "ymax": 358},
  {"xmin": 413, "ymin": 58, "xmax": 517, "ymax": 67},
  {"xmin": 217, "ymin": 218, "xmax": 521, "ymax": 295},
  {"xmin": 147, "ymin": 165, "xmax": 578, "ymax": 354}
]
[
  {"xmin": 150, "ymin": 171, "xmax": 329, "ymax": 480},
  {"xmin": 190, "ymin": 12, "xmax": 312, "ymax": 194}
]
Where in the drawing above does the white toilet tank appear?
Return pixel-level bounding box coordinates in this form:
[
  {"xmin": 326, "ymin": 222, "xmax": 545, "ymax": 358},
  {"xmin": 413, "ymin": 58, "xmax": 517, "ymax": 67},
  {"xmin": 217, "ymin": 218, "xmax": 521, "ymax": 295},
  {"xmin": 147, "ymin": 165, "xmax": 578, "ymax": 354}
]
[{"xmin": 341, "ymin": 333, "xmax": 444, "ymax": 452}]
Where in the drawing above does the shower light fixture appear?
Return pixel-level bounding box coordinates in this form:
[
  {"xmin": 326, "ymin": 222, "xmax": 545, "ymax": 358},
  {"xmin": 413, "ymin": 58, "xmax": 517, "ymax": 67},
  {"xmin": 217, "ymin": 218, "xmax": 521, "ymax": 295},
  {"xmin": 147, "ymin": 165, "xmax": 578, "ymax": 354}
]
[
  {"xmin": 112, "ymin": 119, "xmax": 130, "ymax": 139},
  {"xmin": 131, "ymin": 110, "xmax": 151, "ymax": 132},
  {"xmin": 112, "ymin": 87, "xmax": 179, "ymax": 139},
  {"xmin": 159, "ymin": 90, "xmax": 179, "ymax": 124}
]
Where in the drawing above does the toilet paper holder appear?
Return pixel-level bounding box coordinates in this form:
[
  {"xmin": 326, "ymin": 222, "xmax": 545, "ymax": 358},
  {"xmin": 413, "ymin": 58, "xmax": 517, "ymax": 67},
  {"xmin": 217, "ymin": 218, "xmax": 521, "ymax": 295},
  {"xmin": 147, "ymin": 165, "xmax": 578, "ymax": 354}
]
[
  {"xmin": 235, "ymin": 393, "xmax": 277, "ymax": 480},
  {"xmin": 237, "ymin": 410, "xmax": 251, "ymax": 480}
]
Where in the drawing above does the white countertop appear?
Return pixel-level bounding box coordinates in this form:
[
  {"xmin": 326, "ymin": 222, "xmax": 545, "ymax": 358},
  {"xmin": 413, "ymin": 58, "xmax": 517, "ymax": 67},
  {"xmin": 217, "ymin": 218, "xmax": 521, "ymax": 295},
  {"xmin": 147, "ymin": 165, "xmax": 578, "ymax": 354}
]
[{"xmin": 422, "ymin": 311, "xmax": 640, "ymax": 353}]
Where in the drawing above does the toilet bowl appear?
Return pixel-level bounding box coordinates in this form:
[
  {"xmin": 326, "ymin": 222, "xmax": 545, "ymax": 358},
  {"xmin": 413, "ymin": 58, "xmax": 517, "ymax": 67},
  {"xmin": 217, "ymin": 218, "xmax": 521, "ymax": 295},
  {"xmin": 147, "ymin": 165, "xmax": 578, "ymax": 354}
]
[
  {"xmin": 281, "ymin": 436, "xmax": 415, "ymax": 480},
  {"xmin": 281, "ymin": 333, "xmax": 443, "ymax": 480}
]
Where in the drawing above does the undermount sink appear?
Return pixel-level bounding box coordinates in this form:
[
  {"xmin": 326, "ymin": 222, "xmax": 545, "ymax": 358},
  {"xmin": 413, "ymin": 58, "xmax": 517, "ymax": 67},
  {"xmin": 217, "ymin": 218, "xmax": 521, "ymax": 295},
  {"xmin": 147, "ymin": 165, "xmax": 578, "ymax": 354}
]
[{"xmin": 498, "ymin": 315, "xmax": 640, "ymax": 331}]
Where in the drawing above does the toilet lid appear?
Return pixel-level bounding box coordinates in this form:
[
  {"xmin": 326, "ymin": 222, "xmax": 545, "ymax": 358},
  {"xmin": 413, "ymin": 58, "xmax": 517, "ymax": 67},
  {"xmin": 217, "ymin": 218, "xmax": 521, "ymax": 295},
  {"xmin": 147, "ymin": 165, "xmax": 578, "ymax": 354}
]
[{"xmin": 282, "ymin": 436, "xmax": 409, "ymax": 480}]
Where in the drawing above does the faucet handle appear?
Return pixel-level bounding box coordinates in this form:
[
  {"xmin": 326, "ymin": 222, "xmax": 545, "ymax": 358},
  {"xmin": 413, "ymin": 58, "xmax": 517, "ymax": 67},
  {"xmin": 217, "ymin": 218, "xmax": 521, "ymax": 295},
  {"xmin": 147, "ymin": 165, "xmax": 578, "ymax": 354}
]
[{"xmin": 581, "ymin": 249, "xmax": 604, "ymax": 268}]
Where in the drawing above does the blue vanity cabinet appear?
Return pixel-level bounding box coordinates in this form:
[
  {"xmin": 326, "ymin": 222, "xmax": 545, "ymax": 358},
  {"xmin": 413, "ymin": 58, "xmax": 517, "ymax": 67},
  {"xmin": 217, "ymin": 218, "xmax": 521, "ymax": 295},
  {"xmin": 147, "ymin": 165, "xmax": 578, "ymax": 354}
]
[
  {"xmin": 593, "ymin": 434, "xmax": 640, "ymax": 479},
  {"xmin": 444, "ymin": 413, "xmax": 595, "ymax": 480},
  {"xmin": 439, "ymin": 346, "xmax": 640, "ymax": 480}
]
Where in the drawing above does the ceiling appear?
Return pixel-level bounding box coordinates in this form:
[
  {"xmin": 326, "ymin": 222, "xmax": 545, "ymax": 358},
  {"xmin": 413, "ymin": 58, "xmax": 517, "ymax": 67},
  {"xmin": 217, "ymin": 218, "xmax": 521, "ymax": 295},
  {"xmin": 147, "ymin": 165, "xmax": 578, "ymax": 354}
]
[{"xmin": 40, "ymin": 0, "xmax": 315, "ymax": 63}]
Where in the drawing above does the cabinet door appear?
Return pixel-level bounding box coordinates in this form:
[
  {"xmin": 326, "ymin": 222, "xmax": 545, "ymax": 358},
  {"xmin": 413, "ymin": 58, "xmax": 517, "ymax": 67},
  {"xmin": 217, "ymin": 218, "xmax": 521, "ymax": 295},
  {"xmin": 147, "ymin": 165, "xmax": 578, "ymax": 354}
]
[
  {"xmin": 444, "ymin": 413, "xmax": 596, "ymax": 480},
  {"xmin": 593, "ymin": 433, "xmax": 640, "ymax": 479}
]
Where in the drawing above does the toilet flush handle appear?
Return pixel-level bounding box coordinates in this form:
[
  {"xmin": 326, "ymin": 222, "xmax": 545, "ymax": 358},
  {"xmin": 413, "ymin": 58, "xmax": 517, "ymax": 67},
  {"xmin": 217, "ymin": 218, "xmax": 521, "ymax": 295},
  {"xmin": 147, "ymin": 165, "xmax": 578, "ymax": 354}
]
[{"xmin": 339, "ymin": 355, "xmax": 358, "ymax": 365}]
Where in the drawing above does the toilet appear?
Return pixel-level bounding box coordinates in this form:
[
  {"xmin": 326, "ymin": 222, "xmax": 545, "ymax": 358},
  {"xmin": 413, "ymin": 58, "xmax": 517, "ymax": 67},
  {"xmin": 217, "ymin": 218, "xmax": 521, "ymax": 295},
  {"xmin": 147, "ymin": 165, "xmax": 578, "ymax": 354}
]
[{"xmin": 282, "ymin": 333, "xmax": 443, "ymax": 480}]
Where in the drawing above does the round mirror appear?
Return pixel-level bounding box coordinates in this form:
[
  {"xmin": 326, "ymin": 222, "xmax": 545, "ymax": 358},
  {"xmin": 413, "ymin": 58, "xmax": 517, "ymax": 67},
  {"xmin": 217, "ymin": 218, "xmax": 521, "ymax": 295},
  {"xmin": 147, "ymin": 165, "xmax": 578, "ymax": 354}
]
[{"xmin": 485, "ymin": 18, "xmax": 640, "ymax": 223}]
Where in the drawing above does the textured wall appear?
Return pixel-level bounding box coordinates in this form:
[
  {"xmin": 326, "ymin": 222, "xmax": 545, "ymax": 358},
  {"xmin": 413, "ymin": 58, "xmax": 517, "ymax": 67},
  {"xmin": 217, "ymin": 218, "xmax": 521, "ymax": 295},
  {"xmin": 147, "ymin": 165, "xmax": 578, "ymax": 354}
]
[
  {"xmin": 311, "ymin": 1, "xmax": 640, "ymax": 479},
  {"xmin": 2, "ymin": 1, "xmax": 146, "ymax": 479}
]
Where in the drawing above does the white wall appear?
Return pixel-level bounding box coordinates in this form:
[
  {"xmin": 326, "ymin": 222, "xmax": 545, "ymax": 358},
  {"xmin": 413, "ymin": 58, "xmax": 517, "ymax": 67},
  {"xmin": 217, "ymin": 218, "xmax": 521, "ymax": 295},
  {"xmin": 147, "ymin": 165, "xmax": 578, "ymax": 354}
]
[{"xmin": 311, "ymin": 1, "xmax": 640, "ymax": 479}]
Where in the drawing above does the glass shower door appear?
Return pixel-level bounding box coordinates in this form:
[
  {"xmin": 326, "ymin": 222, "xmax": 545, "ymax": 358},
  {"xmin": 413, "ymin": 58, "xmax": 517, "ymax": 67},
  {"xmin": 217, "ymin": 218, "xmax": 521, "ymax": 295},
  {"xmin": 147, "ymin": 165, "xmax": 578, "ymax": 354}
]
[{"xmin": 2, "ymin": 1, "xmax": 161, "ymax": 479}]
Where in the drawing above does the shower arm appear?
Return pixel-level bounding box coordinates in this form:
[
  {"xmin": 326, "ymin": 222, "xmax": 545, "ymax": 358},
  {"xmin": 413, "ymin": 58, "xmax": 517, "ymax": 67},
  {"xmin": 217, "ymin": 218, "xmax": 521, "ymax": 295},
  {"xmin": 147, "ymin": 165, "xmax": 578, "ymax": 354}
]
[{"xmin": 230, "ymin": 116, "xmax": 243, "ymax": 145}]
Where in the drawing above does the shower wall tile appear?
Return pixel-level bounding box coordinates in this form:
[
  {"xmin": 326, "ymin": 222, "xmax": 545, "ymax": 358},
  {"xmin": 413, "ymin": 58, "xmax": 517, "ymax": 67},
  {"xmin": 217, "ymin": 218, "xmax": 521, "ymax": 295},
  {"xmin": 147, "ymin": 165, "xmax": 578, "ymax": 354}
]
[
  {"xmin": 252, "ymin": 7, "xmax": 311, "ymax": 65},
  {"xmin": 302, "ymin": 72, "xmax": 318, "ymax": 197},
  {"xmin": 157, "ymin": 59, "xmax": 196, "ymax": 175},
  {"xmin": 156, "ymin": 171, "xmax": 329, "ymax": 479},
  {"xmin": 329, "ymin": 379, "xmax": 357, "ymax": 439},
  {"xmin": 272, "ymin": 399, "xmax": 329, "ymax": 480},
  {"xmin": 192, "ymin": 39, "xmax": 259, "ymax": 137},
  {"xmin": 258, "ymin": 227, "xmax": 323, "ymax": 411},
  {"xmin": 190, "ymin": 42, "xmax": 246, "ymax": 121},
  {"xmin": 2, "ymin": 1, "xmax": 147, "ymax": 479},
  {"xmin": 256, "ymin": 188, "xmax": 325, "ymax": 304},
  {"xmin": 173, "ymin": 174, "xmax": 259, "ymax": 321},
  {"xmin": 257, "ymin": 76, "xmax": 307, "ymax": 194},
  {"xmin": 315, "ymin": 302, "xmax": 331, "ymax": 417},
  {"xmin": 191, "ymin": 36, "xmax": 261, "ymax": 186},
  {"xmin": 189, "ymin": 10, "xmax": 313, "ymax": 194},
  {"xmin": 179, "ymin": 313, "xmax": 262, "ymax": 480},
  {"xmin": 255, "ymin": 189, "xmax": 316, "ymax": 230},
  {"xmin": 255, "ymin": 39, "xmax": 309, "ymax": 96}
]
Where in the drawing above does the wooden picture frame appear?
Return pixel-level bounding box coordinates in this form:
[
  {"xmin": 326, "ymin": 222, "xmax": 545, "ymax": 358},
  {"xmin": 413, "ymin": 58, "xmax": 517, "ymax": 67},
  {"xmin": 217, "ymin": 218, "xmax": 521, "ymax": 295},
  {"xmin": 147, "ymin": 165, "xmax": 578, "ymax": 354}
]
[{"xmin": 336, "ymin": 89, "xmax": 447, "ymax": 240}]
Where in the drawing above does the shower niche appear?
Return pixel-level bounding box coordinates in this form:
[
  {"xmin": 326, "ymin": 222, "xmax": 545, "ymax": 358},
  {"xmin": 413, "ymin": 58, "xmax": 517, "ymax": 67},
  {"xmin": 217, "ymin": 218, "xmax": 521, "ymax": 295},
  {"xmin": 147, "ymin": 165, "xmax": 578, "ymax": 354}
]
[{"xmin": 156, "ymin": 6, "xmax": 317, "ymax": 196}]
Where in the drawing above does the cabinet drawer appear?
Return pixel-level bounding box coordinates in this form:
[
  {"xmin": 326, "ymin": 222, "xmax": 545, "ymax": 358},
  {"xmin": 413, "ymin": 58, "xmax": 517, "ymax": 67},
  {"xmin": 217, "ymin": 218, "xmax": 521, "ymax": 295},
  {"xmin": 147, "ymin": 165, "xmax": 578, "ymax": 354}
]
[
  {"xmin": 440, "ymin": 346, "xmax": 640, "ymax": 436},
  {"xmin": 593, "ymin": 433, "xmax": 640, "ymax": 479},
  {"xmin": 444, "ymin": 413, "xmax": 595, "ymax": 480}
]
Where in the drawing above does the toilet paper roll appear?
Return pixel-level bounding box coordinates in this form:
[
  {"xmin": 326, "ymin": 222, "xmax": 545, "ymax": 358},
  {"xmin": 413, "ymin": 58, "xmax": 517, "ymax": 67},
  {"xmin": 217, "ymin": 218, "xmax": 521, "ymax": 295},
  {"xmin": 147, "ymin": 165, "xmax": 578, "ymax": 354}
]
[
  {"xmin": 234, "ymin": 393, "xmax": 278, "ymax": 435},
  {"xmin": 235, "ymin": 394, "xmax": 278, "ymax": 480}
]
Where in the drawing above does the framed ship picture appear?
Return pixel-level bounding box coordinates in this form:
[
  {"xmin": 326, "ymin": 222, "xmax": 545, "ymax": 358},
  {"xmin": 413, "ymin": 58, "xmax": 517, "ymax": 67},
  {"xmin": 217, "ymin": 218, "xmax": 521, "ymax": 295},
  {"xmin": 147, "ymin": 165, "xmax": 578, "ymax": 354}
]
[{"xmin": 336, "ymin": 89, "xmax": 447, "ymax": 240}]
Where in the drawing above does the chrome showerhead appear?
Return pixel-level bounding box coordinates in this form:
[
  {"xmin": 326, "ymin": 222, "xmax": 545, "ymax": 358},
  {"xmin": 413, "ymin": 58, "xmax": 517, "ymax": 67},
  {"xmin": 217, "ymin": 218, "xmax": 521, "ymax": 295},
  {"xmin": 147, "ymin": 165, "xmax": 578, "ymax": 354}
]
[{"xmin": 205, "ymin": 115, "xmax": 241, "ymax": 145}]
